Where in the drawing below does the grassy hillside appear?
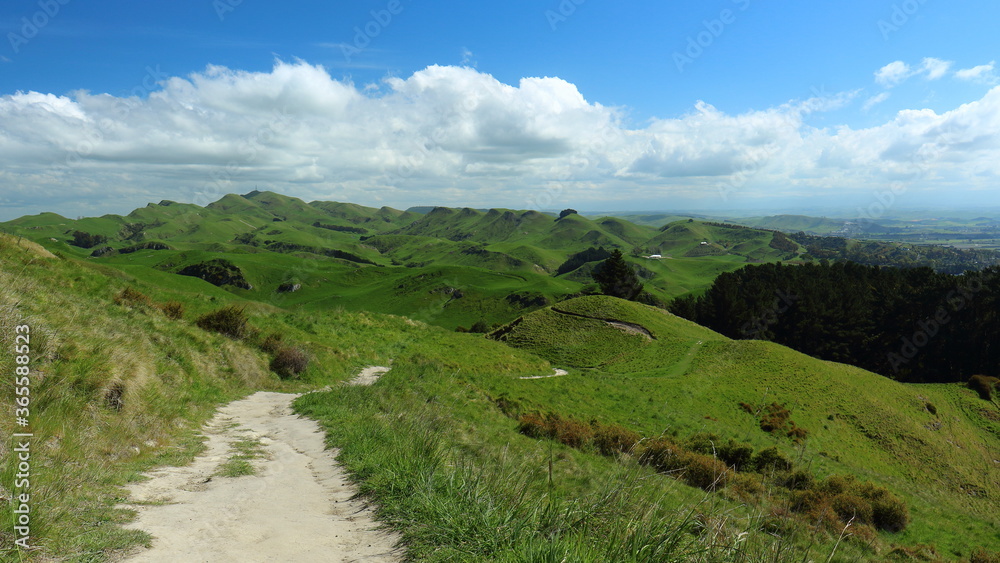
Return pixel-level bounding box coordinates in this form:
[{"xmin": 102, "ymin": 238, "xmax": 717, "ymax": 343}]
[
  {"xmin": 486, "ymin": 296, "xmax": 1000, "ymax": 558},
  {"xmin": 2, "ymin": 227, "xmax": 998, "ymax": 561}
]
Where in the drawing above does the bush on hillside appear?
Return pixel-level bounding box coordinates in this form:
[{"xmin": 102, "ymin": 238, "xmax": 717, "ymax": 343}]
[
  {"xmin": 791, "ymin": 474, "xmax": 909, "ymax": 532},
  {"xmin": 270, "ymin": 346, "xmax": 309, "ymax": 379},
  {"xmin": 968, "ymin": 374, "xmax": 999, "ymax": 401},
  {"xmin": 717, "ymin": 439, "xmax": 755, "ymax": 472},
  {"xmin": 157, "ymin": 301, "xmax": 185, "ymax": 320},
  {"xmin": 682, "ymin": 452, "xmax": 730, "ymax": 491},
  {"xmin": 114, "ymin": 286, "xmax": 152, "ymax": 308},
  {"xmin": 517, "ymin": 413, "xmax": 548, "ymax": 439},
  {"xmin": 637, "ymin": 438, "xmax": 687, "ymax": 474},
  {"xmin": 260, "ymin": 331, "xmax": 284, "ymax": 354},
  {"xmin": 593, "ymin": 423, "xmax": 640, "ymax": 456},
  {"xmin": 751, "ymin": 446, "xmax": 793, "ymax": 473},
  {"xmin": 195, "ymin": 305, "xmax": 249, "ymax": 339},
  {"xmin": 468, "ymin": 320, "xmax": 491, "ymax": 333}
]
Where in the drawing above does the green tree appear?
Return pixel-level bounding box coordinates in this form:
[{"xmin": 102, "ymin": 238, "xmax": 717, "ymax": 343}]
[
  {"xmin": 558, "ymin": 208, "xmax": 578, "ymax": 219},
  {"xmin": 592, "ymin": 249, "xmax": 644, "ymax": 300}
]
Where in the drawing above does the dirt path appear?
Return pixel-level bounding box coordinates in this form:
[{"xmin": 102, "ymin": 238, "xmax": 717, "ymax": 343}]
[
  {"xmin": 518, "ymin": 368, "xmax": 569, "ymax": 380},
  {"xmin": 118, "ymin": 391, "xmax": 401, "ymax": 563},
  {"xmin": 345, "ymin": 365, "xmax": 391, "ymax": 386}
]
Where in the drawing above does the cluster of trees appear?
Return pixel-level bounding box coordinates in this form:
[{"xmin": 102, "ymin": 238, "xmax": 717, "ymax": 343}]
[
  {"xmin": 670, "ymin": 261, "xmax": 1000, "ymax": 383},
  {"xmin": 70, "ymin": 230, "xmax": 108, "ymax": 249},
  {"xmin": 790, "ymin": 233, "xmax": 999, "ymax": 274}
]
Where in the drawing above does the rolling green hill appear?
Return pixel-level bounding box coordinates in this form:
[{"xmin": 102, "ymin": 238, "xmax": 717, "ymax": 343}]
[
  {"xmin": 486, "ymin": 295, "xmax": 1000, "ymax": 558},
  {"xmin": 2, "ymin": 218, "xmax": 999, "ymax": 561},
  {"xmin": 0, "ymin": 192, "xmax": 810, "ymax": 331}
]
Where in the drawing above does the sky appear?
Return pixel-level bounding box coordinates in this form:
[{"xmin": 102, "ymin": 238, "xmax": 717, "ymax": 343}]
[{"xmin": 1, "ymin": 0, "xmax": 999, "ymax": 221}]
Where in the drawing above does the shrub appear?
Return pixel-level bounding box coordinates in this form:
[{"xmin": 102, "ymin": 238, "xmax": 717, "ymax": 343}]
[
  {"xmin": 751, "ymin": 446, "xmax": 793, "ymax": 473},
  {"xmin": 260, "ymin": 331, "xmax": 284, "ymax": 354},
  {"xmin": 870, "ymin": 494, "xmax": 909, "ymax": 532},
  {"xmin": 157, "ymin": 301, "xmax": 184, "ymax": 320},
  {"xmin": 727, "ymin": 472, "xmax": 764, "ymax": 502},
  {"xmin": 517, "ymin": 413, "xmax": 549, "ymax": 439},
  {"xmin": 781, "ymin": 468, "xmax": 815, "ymax": 490},
  {"xmin": 593, "ymin": 423, "xmax": 640, "ymax": 456},
  {"xmin": 270, "ymin": 346, "xmax": 309, "ymax": 379},
  {"xmin": 682, "ymin": 452, "xmax": 730, "ymax": 491},
  {"xmin": 196, "ymin": 305, "xmax": 249, "ymax": 339},
  {"xmin": 830, "ymin": 493, "xmax": 874, "ymax": 525},
  {"xmin": 549, "ymin": 415, "xmax": 594, "ymax": 448},
  {"xmin": 684, "ymin": 432, "xmax": 720, "ymax": 456},
  {"xmin": 468, "ymin": 320, "xmax": 490, "ymax": 333},
  {"xmin": 718, "ymin": 439, "xmax": 755, "ymax": 471},
  {"xmin": 637, "ymin": 438, "xmax": 687, "ymax": 474},
  {"xmin": 760, "ymin": 402, "xmax": 791, "ymax": 433},
  {"xmin": 786, "ymin": 425, "xmax": 808, "ymax": 443},
  {"xmin": 114, "ymin": 286, "xmax": 152, "ymax": 308},
  {"xmin": 968, "ymin": 375, "xmax": 999, "ymax": 401}
]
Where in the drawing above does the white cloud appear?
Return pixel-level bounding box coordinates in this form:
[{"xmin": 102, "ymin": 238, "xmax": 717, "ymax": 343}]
[
  {"xmin": 920, "ymin": 57, "xmax": 952, "ymax": 80},
  {"xmin": 956, "ymin": 61, "xmax": 997, "ymax": 83},
  {"xmin": 460, "ymin": 48, "xmax": 475, "ymax": 67},
  {"xmin": 1, "ymin": 60, "xmax": 999, "ymax": 218},
  {"xmin": 874, "ymin": 58, "xmax": 952, "ymax": 87},
  {"xmin": 862, "ymin": 92, "xmax": 891, "ymax": 111},
  {"xmin": 875, "ymin": 61, "xmax": 911, "ymax": 87}
]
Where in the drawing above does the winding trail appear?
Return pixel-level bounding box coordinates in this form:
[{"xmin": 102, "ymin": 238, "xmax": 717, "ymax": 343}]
[
  {"xmin": 518, "ymin": 368, "xmax": 569, "ymax": 380},
  {"xmin": 117, "ymin": 390, "xmax": 401, "ymax": 563}
]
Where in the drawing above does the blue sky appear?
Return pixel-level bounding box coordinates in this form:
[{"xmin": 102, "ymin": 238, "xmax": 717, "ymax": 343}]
[{"xmin": 1, "ymin": 0, "xmax": 999, "ymax": 220}]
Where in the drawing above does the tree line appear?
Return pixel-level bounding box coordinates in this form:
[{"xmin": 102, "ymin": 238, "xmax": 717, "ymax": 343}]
[{"xmin": 670, "ymin": 261, "xmax": 1000, "ymax": 383}]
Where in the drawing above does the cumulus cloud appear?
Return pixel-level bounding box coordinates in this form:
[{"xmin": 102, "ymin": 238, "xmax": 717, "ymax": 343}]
[
  {"xmin": 956, "ymin": 61, "xmax": 997, "ymax": 83},
  {"xmin": 874, "ymin": 58, "xmax": 952, "ymax": 87},
  {"xmin": 0, "ymin": 60, "xmax": 999, "ymax": 219},
  {"xmin": 920, "ymin": 57, "xmax": 952, "ymax": 80},
  {"xmin": 875, "ymin": 61, "xmax": 912, "ymax": 87}
]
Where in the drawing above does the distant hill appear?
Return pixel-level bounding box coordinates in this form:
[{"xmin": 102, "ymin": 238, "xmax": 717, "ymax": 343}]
[{"xmin": 3, "ymin": 191, "xmax": 995, "ymax": 332}]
